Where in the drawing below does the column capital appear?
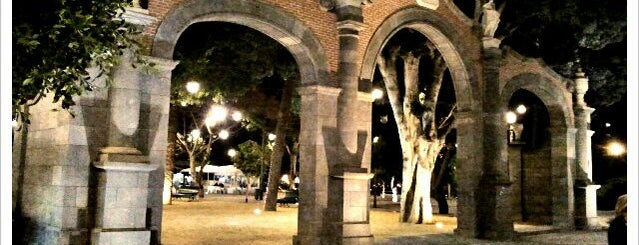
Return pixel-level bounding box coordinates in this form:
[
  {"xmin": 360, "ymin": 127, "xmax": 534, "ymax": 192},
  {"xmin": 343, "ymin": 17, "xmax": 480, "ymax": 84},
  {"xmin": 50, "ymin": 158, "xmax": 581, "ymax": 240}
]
[
  {"xmin": 122, "ymin": 8, "xmax": 156, "ymax": 27},
  {"xmin": 93, "ymin": 160, "xmax": 158, "ymax": 172},
  {"xmin": 142, "ymin": 56, "xmax": 180, "ymax": 72},
  {"xmin": 297, "ymin": 85, "xmax": 341, "ymax": 97}
]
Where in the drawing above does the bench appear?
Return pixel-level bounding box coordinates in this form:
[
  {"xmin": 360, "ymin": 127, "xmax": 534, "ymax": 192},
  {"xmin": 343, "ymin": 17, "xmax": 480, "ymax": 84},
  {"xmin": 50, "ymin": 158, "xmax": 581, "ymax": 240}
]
[
  {"xmin": 277, "ymin": 190, "xmax": 299, "ymax": 207},
  {"xmin": 172, "ymin": 187, "xmax": 199, "ymax": 201}
]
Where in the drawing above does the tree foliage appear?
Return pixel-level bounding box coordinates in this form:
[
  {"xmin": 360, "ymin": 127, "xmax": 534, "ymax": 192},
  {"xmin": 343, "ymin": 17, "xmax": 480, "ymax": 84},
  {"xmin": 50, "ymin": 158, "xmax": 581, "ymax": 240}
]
[
  {"xmin": 236, "ymin": 140, "xmax": 268, "ymax": 178},
  {"xmin": 171, "ymin": 22, "xmax": 297, "ymax": 109},
  {"xmin": 453, "ymin": 0, "xmax": 626, "ymax": 107},
  {"xmin": 13, "ymin": 0, "xmax": 142, "ymax": 120}
]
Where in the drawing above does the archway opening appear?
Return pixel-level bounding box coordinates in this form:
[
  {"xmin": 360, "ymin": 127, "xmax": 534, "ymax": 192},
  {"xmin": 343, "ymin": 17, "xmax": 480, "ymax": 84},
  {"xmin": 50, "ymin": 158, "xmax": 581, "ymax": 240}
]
[
  {"xmin": 162, "ymin": 21, "xmax": 302, "ymax": 244},
  {"xmin": 506, "ymin": 89, "xmax": 552, "ymax": 224},
  {"xmin": 370, "ymin": 27, "xmax": 459, "ymax": 231}
]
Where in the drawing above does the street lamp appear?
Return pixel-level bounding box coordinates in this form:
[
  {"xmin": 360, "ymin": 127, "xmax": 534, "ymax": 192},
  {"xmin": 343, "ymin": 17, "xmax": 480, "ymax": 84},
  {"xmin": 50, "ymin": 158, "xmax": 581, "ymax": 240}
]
[
  {"xmin": 373, "ymin": 136, "xmax": 380, "ymax": 144},
  {"xmin": 190, "ymin": 129, "xmax": 201, "ymax": 141},
  {"xmin": 186, "ymin": 81, "xmax": 200, "ymax": 94},
  {"xmin": 516, "ymin": 104, "xmax": 527, "ymax": 114},
  {"xmin": 268, "ymin": 133, "xmax": 277, "ymax": 141},
  {"xmin": 606, "ymin": 141, "xmax": 626, "ymax": 156},
  {"xmin": 505, "ymin": 111, "xmax": 517, "ymax": 124},
  {"xmin": 227, "ymin": 148, "xmax": 237, "ymax": 158},
  {"xmin": 231, "ymin": 111, "xmax": 243, "ymax": 122},
  {"xmin": 218, "ymin": 130, "xmax": 230, "ymax": 140},
  {"xmin": 505, "ymin": 111, "xmax": 519, "ymax": 144},
  {"xmin": 208, "ymin": 105, "xmax": 228, "ymax": 123},
  {"xmin": 371, "ymin": 88, "xmax": 384, "ymax": 100}
]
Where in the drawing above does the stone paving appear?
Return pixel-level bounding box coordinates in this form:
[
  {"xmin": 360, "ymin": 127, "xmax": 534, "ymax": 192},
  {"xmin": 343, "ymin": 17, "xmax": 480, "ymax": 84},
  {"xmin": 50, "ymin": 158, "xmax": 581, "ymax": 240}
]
[{"xmin": 162, "ymin": 194, "xmax": 610, "ymax": 245}]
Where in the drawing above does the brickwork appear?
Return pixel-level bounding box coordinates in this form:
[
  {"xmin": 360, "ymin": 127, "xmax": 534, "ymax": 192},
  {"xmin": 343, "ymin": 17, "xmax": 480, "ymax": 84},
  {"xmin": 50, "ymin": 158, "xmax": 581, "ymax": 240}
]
[{"xmin": 13, "ymin": 1, "xmax": 594, "ymax": 244}]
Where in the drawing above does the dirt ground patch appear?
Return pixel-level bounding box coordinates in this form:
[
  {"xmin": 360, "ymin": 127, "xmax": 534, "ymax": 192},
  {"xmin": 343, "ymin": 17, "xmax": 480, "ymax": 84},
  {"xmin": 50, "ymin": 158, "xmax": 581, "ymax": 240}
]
[{"xmin": 162, "ymin": 195, "xmax": 608, "ymax": 245}]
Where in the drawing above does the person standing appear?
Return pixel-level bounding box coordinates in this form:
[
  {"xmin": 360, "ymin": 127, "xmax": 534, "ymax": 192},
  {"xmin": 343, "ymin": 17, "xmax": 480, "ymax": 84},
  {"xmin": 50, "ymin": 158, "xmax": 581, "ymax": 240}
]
[{"xmin": 608, "ymin": 194, "xmax": 627, "ymax": 245}]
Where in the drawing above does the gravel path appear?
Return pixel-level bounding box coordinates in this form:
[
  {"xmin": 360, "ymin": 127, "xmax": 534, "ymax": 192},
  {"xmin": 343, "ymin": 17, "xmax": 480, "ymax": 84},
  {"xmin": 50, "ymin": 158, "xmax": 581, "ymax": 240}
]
[{"xmin": 162, "ymin": 194, "xmax": 608, "ymax": 245}]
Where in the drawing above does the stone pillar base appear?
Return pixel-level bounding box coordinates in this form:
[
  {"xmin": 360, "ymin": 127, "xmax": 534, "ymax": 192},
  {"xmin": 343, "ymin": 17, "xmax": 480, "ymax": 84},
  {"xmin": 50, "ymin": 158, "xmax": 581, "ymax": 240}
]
[
  {"xmin": 479, "ymin": 175, "xmax": 514, "ymax": 240},
  {"xmin": 91, "ymin": 229, "xmax": 150, "ymax": 245},
  {"xmin": 574, "ymin": 184, "xmax": 601, "ymax": 229},
  {"xmin": 98, "ymin": 147, "xmax": 149, "ymax": 163},
  {"xmin": 334, "ymin": 235, "xmax": 374, "ymax": 245},
  {"xmin": 292, "ymin": 235, "xmax": 321, "ymax": 245}
]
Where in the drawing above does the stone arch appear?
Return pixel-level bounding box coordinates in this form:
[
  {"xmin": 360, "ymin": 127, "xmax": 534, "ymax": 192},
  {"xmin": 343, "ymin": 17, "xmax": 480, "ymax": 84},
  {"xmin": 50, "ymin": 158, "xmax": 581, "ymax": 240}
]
[
  {"xmin": 359, "ymin": 6, "xmax": 482, "ymax": 236},
  {"xmin": 501, "ymin": 73, "xmax": 572, "ymax": 128},
  {"xmin": 501, "ymin": 72, "xmax": 575, "ymax": 228},
  {"xmin": 360, "ymin": 7, "xmax": 478, "ymax": 111},
  {"xmin": 152, "ymin": 0, "xmax": 331, "ymax": 86}
]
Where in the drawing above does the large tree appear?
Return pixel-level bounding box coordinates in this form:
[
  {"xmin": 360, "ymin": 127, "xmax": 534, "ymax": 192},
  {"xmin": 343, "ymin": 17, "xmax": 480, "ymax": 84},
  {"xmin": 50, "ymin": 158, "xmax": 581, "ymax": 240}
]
[
  {"xmin": 376, "ymin": 29, "xmax": 457, "ymax": 223},
  {"xmin": 12, "ymin": 0, "xmax": 143, "ymax": 121}
]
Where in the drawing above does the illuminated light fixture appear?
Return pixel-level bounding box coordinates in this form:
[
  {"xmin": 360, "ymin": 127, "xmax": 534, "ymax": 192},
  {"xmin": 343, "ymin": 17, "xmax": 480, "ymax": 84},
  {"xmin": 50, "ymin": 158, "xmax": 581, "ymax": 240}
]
[
  {"xmin": 190, "ymin": 129, "xmax": 201, "ymax": 140},
  {"xmin": 227, "ymin": 149, "xmax": 237, "ymax": 157},
  {"xmin": 180, "ymin": 101, "xmax": 187, "ymax": 107},
  {"xmin": 205, "ymin": 116, "xmax": 217, "ymax": 127},
  {"xmin": 373, "ymin": 136, "xmax": 380, "ymax": 143},
  {"xmin": 219, "ymin": 130, "xmax": 230, "ymax": 140},
  {"xmin": 516, "ymin": 104, "xmax": 527, "ymax": 114},
  {"xmin": 371, "ymin": 88, "xmax": 384, "ymax": 100},
  {"xmin": 186, "ymin": 81, "xmax": 200, "ymax": 94},
  {"xmin": 606, "ymin": 141, "xmax": 626, "ymax": 156},
  {"xmin": 605, "ymin": 123, "xmax": 611, "ymax": 128},
  {"xmin": 208, "ymin": 105, "xmax": 228, "ymax": 123},
  {"xmin": 231, "ymin": 111, "xmax": 243, "ymax": 122},
  {"xmin": 281, "ymin": 174, "xmax": 290, "ymax": 184},
  {"xmin": 268, "ymin": 133, "xmax": 277, "ymax": 141},
  {"xmin": 505, "ymin": 111, "xmax": 517, "ymax": 124}
]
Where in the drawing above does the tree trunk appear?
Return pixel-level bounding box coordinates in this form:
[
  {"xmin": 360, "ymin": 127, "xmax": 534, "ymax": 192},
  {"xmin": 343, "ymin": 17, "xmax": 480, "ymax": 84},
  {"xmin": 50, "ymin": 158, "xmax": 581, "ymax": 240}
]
[
  {"xmin": 197, "ymin": 164, "xmax": 205, "ymax": 198},
  {"xmin": 189, "ymin": 153, "xmax": 197, "ymax": 187},
  {"xmin": 164, "ymin": 109, "xmax": 178, "ymax": 204},
  {"xmin": 264, "ymin": 79, "xmax": 295, "ymax": 211},
  {"xmin": 377, "ymin": 48, "xmax": 450, "ymax": 224}
]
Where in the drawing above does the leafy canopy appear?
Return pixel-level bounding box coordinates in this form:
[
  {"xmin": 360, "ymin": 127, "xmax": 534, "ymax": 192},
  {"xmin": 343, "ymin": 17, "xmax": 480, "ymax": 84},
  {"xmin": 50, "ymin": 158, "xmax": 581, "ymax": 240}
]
[
  {"xmin": 13, "ymin": 0, "xmax": 142, "ymax": 120},
  {"xmin": 236, "ymin": 140, "xmax": 269, "ymax": 177},
  {"xmin": 453, "ymin": 0, "xmax": 626, "ymax": 107},
  {"xmin": 497, "ymin": 0, "xmax": 627, "ymax": 107}
]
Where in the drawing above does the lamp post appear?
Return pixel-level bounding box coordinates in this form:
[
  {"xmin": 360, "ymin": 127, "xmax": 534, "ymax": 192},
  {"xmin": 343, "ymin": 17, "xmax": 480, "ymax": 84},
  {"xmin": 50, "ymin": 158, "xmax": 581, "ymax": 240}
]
[
  {"xmin": 505, "ymin": 105, "xmax": 526, "ymax": 145},
  {"xmin": 505, "ymin": 111, "xmax": 517, "ymax": 144}
]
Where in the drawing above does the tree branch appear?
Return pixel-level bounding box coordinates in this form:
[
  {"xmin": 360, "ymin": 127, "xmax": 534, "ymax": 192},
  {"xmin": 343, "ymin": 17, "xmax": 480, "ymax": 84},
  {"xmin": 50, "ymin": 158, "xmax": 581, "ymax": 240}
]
[{"xmin": 437, "ymin": 104, "xmax": 457, "ymax": 131}]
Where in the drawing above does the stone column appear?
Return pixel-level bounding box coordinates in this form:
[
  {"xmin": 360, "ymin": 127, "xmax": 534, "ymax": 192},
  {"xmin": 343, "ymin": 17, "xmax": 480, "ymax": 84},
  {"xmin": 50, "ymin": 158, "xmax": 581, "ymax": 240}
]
[
  {"xmin": 507, "ymin": 144, "xmax": 524, "ymax": 222},
  {"xmin": 90, "ymin": 51, "xmax": 156, "ymax": 244},
  {"xmin": 328, "ymin": 2, "xmax": 374, "ymax": 245},
  {"xmin": 572, "ymin": 70, "xmax": 599, "ymax": 229},
  {"xmin": 478, "ymin": 41, "xmax": 513, "ymax": 240},
  {"xmin": 294, "ymin": 85, "xmax": 340, "ymax": 245}
]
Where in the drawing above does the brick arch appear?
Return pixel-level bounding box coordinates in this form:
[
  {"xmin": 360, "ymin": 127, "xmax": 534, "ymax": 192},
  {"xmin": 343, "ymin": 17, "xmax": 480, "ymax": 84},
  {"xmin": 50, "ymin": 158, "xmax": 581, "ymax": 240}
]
[
  {"xmin": 500, "ymin": 73, "xmax": 573, "ymax": 129},
  {"xmin": 501, "ymin": 72, "xmax": 576, "ymax": 228},
  {"xmin": 151, "ymin": 0, "xmax": 331, "ymax": 86},
  {"xmin": 359, "ymin": 6, "xmax": 478, "ymax": 112}
]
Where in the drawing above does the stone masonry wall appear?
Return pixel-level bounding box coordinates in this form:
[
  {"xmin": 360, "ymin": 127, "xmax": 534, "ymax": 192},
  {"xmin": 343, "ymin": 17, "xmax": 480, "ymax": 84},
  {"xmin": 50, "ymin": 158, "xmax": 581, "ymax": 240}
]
[
  {"xmin": 521, "ymin": 147, "xmax": 553, "ymax": 224},
  {"xmin": 16, "ymin": 70, "xmax": 110, "ymax": 244}
]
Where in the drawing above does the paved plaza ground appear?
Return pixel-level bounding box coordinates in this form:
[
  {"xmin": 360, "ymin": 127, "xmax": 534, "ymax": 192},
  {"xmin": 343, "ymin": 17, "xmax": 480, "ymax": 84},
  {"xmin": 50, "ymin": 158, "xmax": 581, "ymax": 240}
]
[{"xmin": 162, "ymin": 194, "xmax": 609, "ymax": 245}]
